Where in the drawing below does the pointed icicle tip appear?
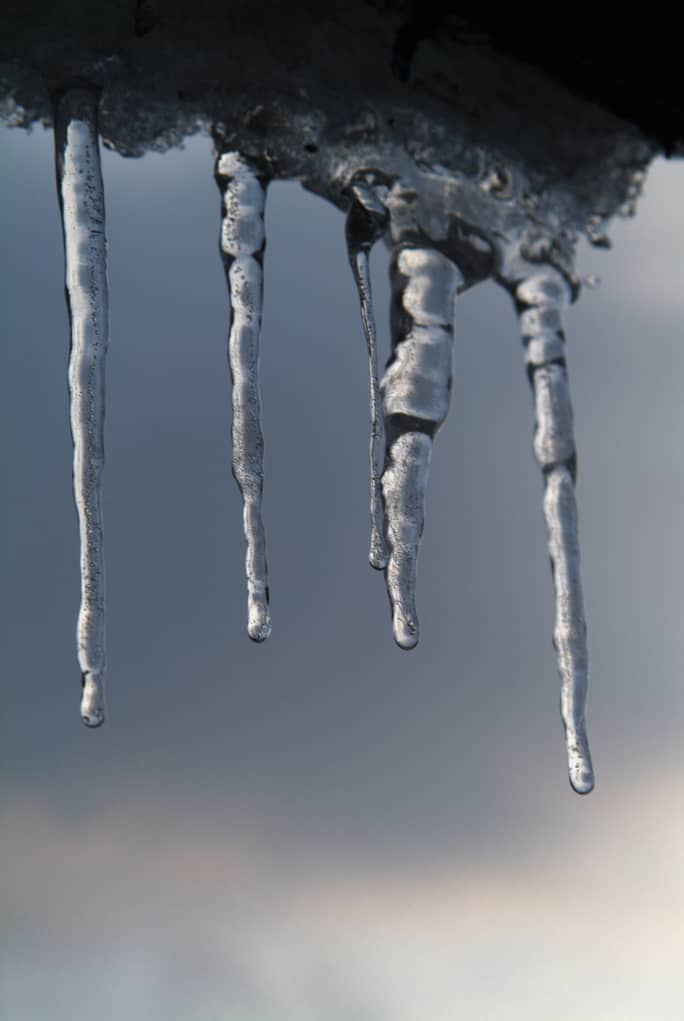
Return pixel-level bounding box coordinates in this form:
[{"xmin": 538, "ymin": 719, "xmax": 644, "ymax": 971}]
[
  {"xmin": 569, "ymin": 762, "xmax": 595, "ymax": 796},
  {"xmin": 393, "ymin": 614, "xmax": 420, "ymax": 650},
  {"xmin": 80, "ymin": 671, "xmax": 105, "ymax": 728},
  {"xmin": 382, "ymin": 430, "xmax": 433, "ymax": 651},
  {"xmin": 247, "ymin": 596, "xmax": 271, "ymax": 642},
  {"xmin": 567, "ymin": 734, "xmax": 595, "ymax": 794},
  {"xmin": 215, "ymin": 149, "xmax": 272, "ymax": 642}
]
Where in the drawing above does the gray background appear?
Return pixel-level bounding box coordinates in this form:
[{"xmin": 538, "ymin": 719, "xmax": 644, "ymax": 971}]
[{"xmin": 1, "ymin": 124, "xmax": 682, "ymax": 1019}]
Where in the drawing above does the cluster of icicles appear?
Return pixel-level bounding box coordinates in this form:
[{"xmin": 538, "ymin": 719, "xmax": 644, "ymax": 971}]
[{"xmin": 55, "ymin": 86, "xmax": 594, "ymax": 794}]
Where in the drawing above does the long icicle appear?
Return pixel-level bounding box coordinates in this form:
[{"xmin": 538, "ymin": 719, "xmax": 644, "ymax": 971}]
[
  {"xmin": 514, "ymin": 267, "xmax": 595, "ymax": 794},
  {"xmin": 215, "ymin": 151, "xmax": 271, "ymax": 641},
  {"xmin": 381, "ymin": 246, "xmax": 463, "ymax": 648},
  {"xmin": 54, "ymin": 86, "xmax": 110, "ymax": 727},
  {"xmin": 345, "ymin": 184, "xmax": 389, "ymax": 569}
]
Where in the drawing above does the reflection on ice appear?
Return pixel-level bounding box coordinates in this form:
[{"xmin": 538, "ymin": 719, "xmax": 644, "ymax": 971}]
[
  {"xmin": 501, "ymin": 266, "xmax": 594, "ymax": 794},
  {"xmin": 14, "ymin": 23, "xmax": 658, "ymax": 789},
  {"xmin": 381, "ymin": 246, "xmax": 463, "ymax": 651},
  {"xmin": 54, "ymin": 86, "xmax": 109, "ymax": 728},
  {"xmin": 215, "ymin": 150, "xmax": 272, "ymax": 643}
]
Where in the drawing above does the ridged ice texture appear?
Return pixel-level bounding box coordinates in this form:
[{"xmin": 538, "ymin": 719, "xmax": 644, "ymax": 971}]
[
  {"xmin": 515, "ymin": 268, "xmax": 594, "ymax": 794},
  {"xmin": 381, "ymin": 247, "xmax": 463, "ymax": 649},
  {"xmin": 345, "ymin": 183, "xmax": 389, "ymax": 569},
  {"xmin": 54, "ymin": 88, "xmax": 110, "ymax": 728},
  {"xmin": 215, "ymin": 152, "xmax": 271, "ymax": 641}
]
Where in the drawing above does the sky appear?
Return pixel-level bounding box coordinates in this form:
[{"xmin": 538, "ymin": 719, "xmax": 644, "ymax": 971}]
[{"xmin": 1, "ymin": 122, "xmax": 683, "ymax": 1020}]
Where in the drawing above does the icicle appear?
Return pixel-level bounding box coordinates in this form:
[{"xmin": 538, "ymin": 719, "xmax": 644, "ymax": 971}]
[
  {"xmin": 513, "ymin": 267, "xmax": 595, "ymax": 794},
  {"xmin": 381, "ymin": 246, "xmax": 463, "ymax": 649},
  {"xmin": 345, "ymin": 183, "xmax": 389, "ymax": 569},
  {"xmin": 53, "ymin": 87, "xmax": 110, "ymax": 727},
  {"xmin": 215, "ymin": 151, "xmax": 271, "ymax": 641}
]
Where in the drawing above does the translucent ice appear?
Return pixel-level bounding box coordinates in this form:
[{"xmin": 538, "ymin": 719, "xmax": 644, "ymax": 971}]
[
  {"xmin": 381, "ymin": 247, "xmax": 463, "ymax": 649},
  {"xmin": 345, "ymin": 182, "xmax": 390, "ymax": 569},
  {"xmin": 215, "ymin": 151, "xmax": 271, "ymax": 641},
  {"xmin": 54, "ymin": 86, "xmax": 110, "ymax": 728},
  {"xmin": 30, "ymin": 59, "xmax": 631, "ymax": 790},
  {"xmin": 506, "ymin": 266, "xmax": 594, "ymax": 794}
]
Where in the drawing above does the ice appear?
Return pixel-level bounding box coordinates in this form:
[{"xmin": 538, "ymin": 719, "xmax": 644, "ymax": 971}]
[
  {"xmin": 39, "ymin": 71, "xmax": 624, "ymax": 789},
  {"xmin": 345, "ymin": 183, "xmax": 390, "ymax": 569},
  {"xmin": 215, "ymin": 151, "xmax": 272, "ymax": 642},
  {"xmin": 54, "ymin": 86, "xmax": 110, "ymax": 728},
  {"xmin": 505, "ymin": 265, "xmax": 595, "ymax": 794},
  {"xmin": 380, "ymin": 246, "xmax": 463, "ymax": 649}
]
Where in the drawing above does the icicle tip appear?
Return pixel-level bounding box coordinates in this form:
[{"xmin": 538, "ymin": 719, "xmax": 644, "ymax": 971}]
[
  {"xmin": 567, "ymin": 735, "xmax": 595, "ymax": 795},
  {"xmin": 80, "ymin": 671, "xmax": 105, "ymax": 728},
  {"xmin": 247, "ymin": 602, "xmax": 272, "ymax": 643},
  {"xmin": 392, "ymin": 614, "xmax": 419, "ymax": 650}
]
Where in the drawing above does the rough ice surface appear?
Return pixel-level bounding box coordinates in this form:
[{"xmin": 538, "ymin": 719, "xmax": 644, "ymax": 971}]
[
  {"xmin": 503, "ymin": 264, "xmax": 594, "ymax": 794},
  {"xmin": 381, "ymin": 246, "xmax": 463, "ymax": 649},
  {"xmin": 54, "ymin": 87, "xmax": 110, "ymax": 729},
  {"xmin": 45, "ymin": 96, "xmax": 604, "ymax": 788},
  {"xmin": 545, "ymin": 467, "xmax": 594, "ymax": 795},
  {"xmin": 381, "ymin": 431, "xmax": 433, "ymax": 650},
  {"xmin": 6, "ymin": 17, "xmax": 655, "ymax": 787},
  {"xmin": 215, "ymin": 151, "xmax": 271, "ymax": 642}
]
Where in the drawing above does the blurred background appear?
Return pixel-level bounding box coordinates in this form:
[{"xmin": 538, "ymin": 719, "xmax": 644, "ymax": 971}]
[{"xmin": 1, "ymin": 123, "xmax": 682, "ymax": 1019}]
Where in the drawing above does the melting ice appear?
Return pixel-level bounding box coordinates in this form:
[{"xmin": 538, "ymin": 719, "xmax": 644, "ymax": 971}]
[
  {"xmin": 215, "ymin": 150, "xmax": 272, "ymax": 643},
  {"xmin": 41, "ymin": 85, "xmax": 651, "ymax": 795},
  {"xmin": 54, "ymin": 87, "xmax": 109, "ymax": 729},
  {"xmin": 345, "ymin": 180, "xmax": 390, "ymax": 570}
]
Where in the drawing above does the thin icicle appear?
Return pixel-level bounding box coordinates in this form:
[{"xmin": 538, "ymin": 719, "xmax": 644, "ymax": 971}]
[
  {"xmin": 345, "ymin": 184, "xmax": 389, "ymax": 569},
  {"xmin": 514, "ymin": 267, "xmax": 594, "ymax": 794},
  {"xmin": 54, "ymin": 87, "xmax": 110, "ymax": 727},
  {"xmin": 215, "ymin": 151, "xmax": 271, "ymax": 641},
  {"xmin": 381, "ymin": 246, "xmax": 463, "ymax": 648}
]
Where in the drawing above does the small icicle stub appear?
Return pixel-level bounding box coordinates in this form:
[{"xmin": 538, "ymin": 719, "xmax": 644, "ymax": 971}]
[
  {"xmin": 53, "ymin": 85, "xmax": 110, "ymax": 728},
  {"xmin": 502, "ymin": 264, "xmax": 595, "ymax": 794},
  {"xmin": 214, "ymin": 149, "xmax": 272, "ymax": 642},
  {"xmin": 345, "ymin": 178, "xmax": 390, "ymax": 570}
]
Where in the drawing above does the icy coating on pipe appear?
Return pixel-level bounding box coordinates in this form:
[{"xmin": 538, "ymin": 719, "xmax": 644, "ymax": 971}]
[
  {"xmin": 54, "ymin": 87, "xmax": 109, "ymax": 728},
  {"xmin": 381, "ymin": 247, "xmax": 463, "ymax": 649},
  {"xmin": 345, "ymin": 183, "xmax": 390, "ymax": 569},
  {"xmin": 215, "ymin": 151, "xmax": 271, "ymax": 641},
  {"xmin": 514, "ymin": 267, "xmax": 594, "ymax": 794}
]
